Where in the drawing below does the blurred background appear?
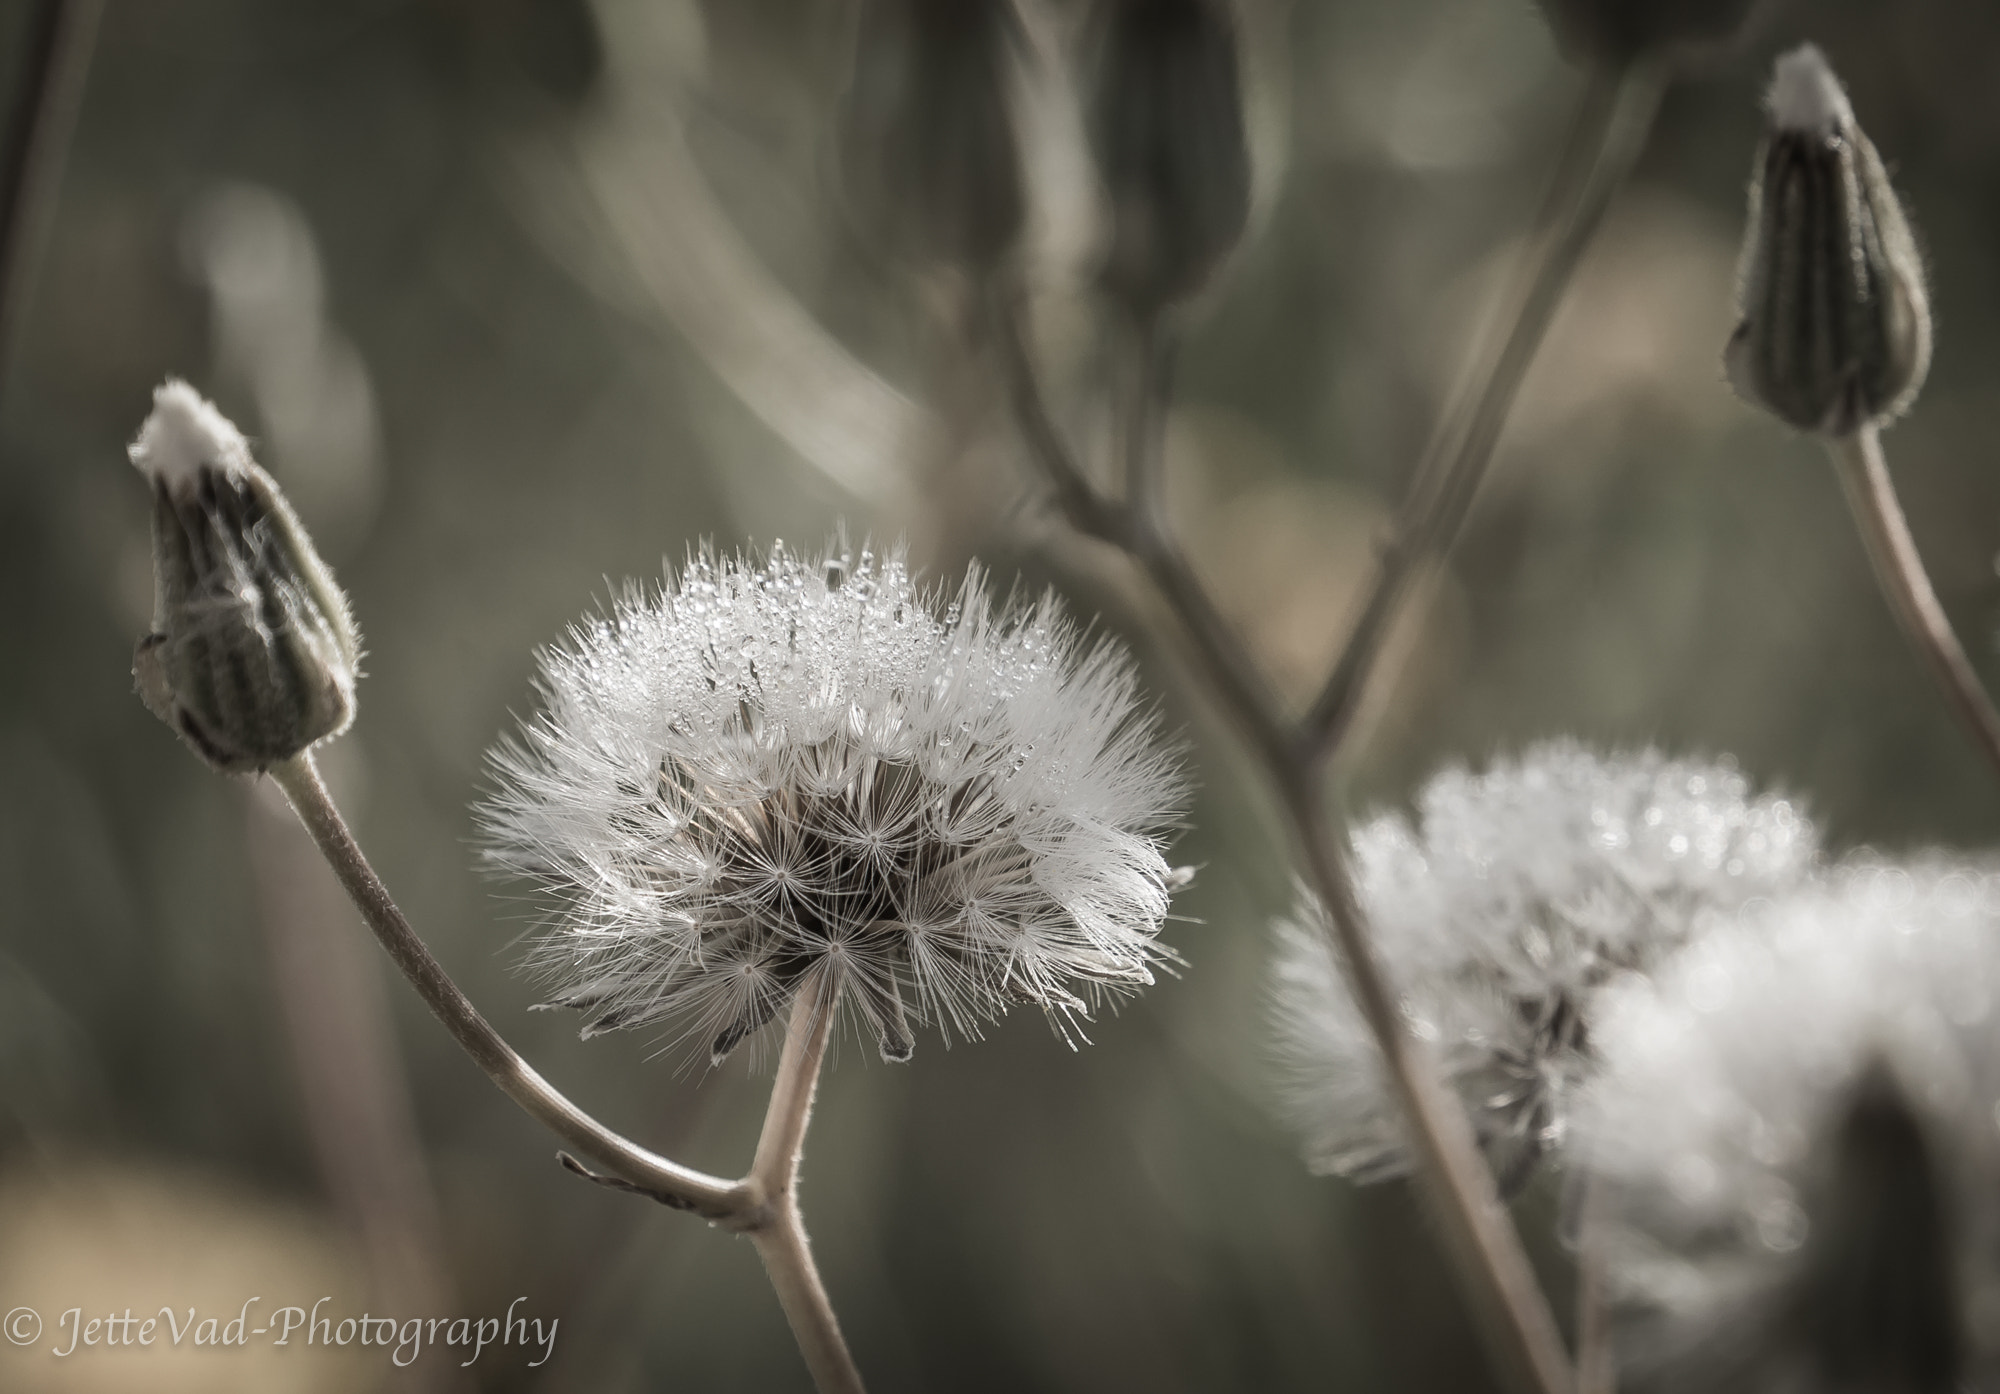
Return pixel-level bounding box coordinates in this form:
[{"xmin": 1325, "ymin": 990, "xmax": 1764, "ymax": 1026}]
[{"xmin": 1, "ymin": 0, "xmax": 1996, "ymax": 1389}]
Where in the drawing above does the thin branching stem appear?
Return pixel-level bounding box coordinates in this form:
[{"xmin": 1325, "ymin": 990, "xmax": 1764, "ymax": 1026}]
[
  {"xmin": 995, "ymin": 294, "xmax": 1292, "ymax": 773},
  {"xmin": 269, "ymin": 752, "xmax": 868, "ymax": 1392},
  {"xmin": 988, "ymin": 55, "xmax": 1673, "ymax": 1394},
  {"xmin": 268, "ymin": 753, "xmax": 747, "ymax": 1217},
  {"xmin": 1282, "ymin": 778, "xmax": 1572, "ymax": 1394},
  {"xmin": 747, "ymin": 992, "xmax": 864, "ymax": 1394},
  {"xmin": 1829, "ymin": 425, "xmax": 2000, "ymax": 784},
  {"xmin": 1298, "ymin": 59, "xmax": 1668, "ymax": 763},
  {"xmin": 994, "ymin": 295, "xmax": 1572, "ymax": 1393}
]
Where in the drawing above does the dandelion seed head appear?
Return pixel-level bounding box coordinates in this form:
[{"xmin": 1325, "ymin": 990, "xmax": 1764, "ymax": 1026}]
[
  {"xmin": 1270, "ymin": 742, "xmax": 1816, "ymax": 1188},
  {"xmin": 480, "ymin": 540, "xmax": 1186, "ymax": 1066},
  {"xmin": 1575, "ymin": 857, "xmax": 2000, "ymax": 1380}
]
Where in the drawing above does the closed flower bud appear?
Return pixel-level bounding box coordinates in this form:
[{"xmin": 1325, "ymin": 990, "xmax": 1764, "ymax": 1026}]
[
  {"xmin": 1725, "ymin": 45, "xmax": 1931, "ymax": 436},
  {"xmin": 1089, "ymin": 0, "xmax": 1251, "ymax": 317},
  {"xmin": 1535, "ymin": 0, "xmax": 1756, "ymax": 65},
  {"xmin": 837, "ymin": 0, "xmax": 1025, "ymax": 275},
  {"xmin": 130, "ymin": 380, "xmax": 360, "ymax": 773}
]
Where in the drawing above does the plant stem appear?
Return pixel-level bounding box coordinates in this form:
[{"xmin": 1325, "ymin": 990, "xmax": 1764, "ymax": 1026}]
[
  {"xmin": 268, "ymin": 752, "xmax": 869, "ymax": 1392},
  {"xmin": 1829, "ymin": 426, "xmax": 2000, "ymax": 784},
  {"xmin": 1284, "ymin": 777, "xmax": 1573, "ymax": 1394},
  {"xmin": 747, "ymin": 992, "xmax": 865, "ymax": 1394},
  {"xmin": 994, "ymin": 297, "xmax": 1572, "ymax": 1394},
  {"xmin": 268, "ymin": 753, "xmax": 746, "ymax": 1219},
  {"xmin": 1299, "ymin": 59, "xmax": 1667, "ymax": 761},
  {"xmin": 986, "ymin": 60, "xmax": 1668, "ymax": 1392},
  {"xmin": 0, "ymin": 0, "xmax": 102, "ymax": 396},
  {"xmin": 1572, "ymin": 1177, "xmax": 1616, "ymax": 1394},
  {"xmin": 995, "ymin": 295, "xmax": 1291, "ymax": 772}
]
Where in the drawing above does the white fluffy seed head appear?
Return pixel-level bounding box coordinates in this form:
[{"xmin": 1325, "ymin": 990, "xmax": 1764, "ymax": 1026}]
[
  {"xmin": 1767, "ymin": 43, "xmax": 1852, "ymax": 134},
  {"xmin": 480, "ymin": 540, "xmax": 1187, "ymax": 1067},
  {"xmin": 128, "ymin": 379, "xmax": 254, "ymax": 488},
  {"xmin": 1575, "ymin": 857, "xmax": 2000, "ymax": 1379},
  {"xmin": 1270, "ymin": 742, "xmax": 1817, "ymax": 1190}
]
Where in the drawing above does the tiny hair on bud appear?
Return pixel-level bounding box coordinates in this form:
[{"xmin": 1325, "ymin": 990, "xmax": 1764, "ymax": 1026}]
[
  {"xmin": 1768, "ymin": 43, "xmax": 1853, "ymax": 133},
  {"xmin": 127, "ymin": 379, "xmax": 253, "ymax": 485}
]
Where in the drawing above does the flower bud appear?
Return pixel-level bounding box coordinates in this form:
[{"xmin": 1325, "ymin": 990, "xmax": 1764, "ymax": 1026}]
[
  {"xmin": 130, "ymin": 380, "xmax": 360, "ymax": 773},
  {"xmin": 1535, "ymin": 0, "xmax": 1756, "ymax": 64},
  {"xmin": 836, "ymin": 0, "xmax": 1025, "ymax": 275},
  {"xmin": 1089, "ymin": 0, "xmax": 1251, "ymax": 317},
  {"xmin": 1725, "ymin": 45, "xmax": 1931, "ymax": 436}
]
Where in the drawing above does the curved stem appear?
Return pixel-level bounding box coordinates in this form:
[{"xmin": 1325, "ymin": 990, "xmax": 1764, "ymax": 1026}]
[
  {"xmin": 994, "ymin": 295, "xmax": 1292, "ymax": 772},
  {"xmin": 1829, "ymin": 426, "xmax": 2000, "ymax": 784},
  {"xmin": 996, "ymin": 298, "xmax": 1572, "ymax": 1394},
  {"xmin": 1299, "ymin": 59, "xmax": 1668, "ymax": 761},
  {"xmin": 268, "ymin": 753, "xmax": 746, "ymax": 1218},
  {"xmin": 272, "ymin": 752, "xmax": 867, "ymax": 1390},
  {"xmin": 747, "ymin": 993, "xmax": 864, "ymax": 1394}
]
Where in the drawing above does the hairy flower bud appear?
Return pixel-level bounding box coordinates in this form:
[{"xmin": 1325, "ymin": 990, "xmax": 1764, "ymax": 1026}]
[
  {"xmin": 836, "ymin": 0, "xmax": 1025, "ymax": 275},
  {"xmin": 130, "ymin": 380, "xmax": 360, "ymax": 773},
  {"xmin": 1535, "ymin": 0, "xmax": 1756, "ymax": 64},
  {"xmin": 1725, "ymin": 45, "xmax": 1931, "ymax": 436},
  {"xmin": 1089, "ymin": 0, "xmax": 1250, "ymax": 317}
]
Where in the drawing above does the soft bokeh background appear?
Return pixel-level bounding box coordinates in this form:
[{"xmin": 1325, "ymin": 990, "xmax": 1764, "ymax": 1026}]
[{"xmin": 1, "ymin": 0, "xmax": 1994, "ymax": 1390}]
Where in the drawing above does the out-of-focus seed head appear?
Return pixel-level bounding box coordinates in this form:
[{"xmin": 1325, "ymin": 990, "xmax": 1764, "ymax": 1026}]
[
  {"xmin": 1725, "ymin": 45, "xmax": 1931, "ymax": 437},
  {"xmin": 1089, "ymin": 0, "xmax": 1251, "ymax": 318},
  {"xmin": 129, "ymin": 380, "xmax": 360, "ymax": 773},
  {"xmin": 480, "ymin": 541, "xmax": 1186, "ymax": 1067},
  {"xmin": 1270, "ymin": 743, "xmax": 1816, "ymax": 1194},
  {"xmin": 836, "ymin": 0, "xmax": 1025, "ymax": 276},
  {"xmin": 1578, "ymin": 859, "xmax": 2000, "ymax": 1390},
  {"xmin": 1535, "ymin": 0, "xmax": 1757, "ymax": 65}
]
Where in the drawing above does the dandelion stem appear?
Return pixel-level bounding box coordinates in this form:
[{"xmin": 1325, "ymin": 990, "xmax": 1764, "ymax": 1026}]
[
  {"xmin": 994, "ymin": 294, "xmax": 1291, "ymax": 772},
  {"xmin": 1573, "ymin": 1177, "xmax": 1617, "ymax": 1394},
  {"xmin": 1284, "ymin": 777, "xmax": 1574, "ymax": 1394},
  {"xmin": 1298, "ymin": 59, "xmax": 1667, "ymax": 762},
  {"xmin": 267, "ymin": 753, "xmax": 747, "ymax": 1218},
  {"xmin": 752, "ymin": 987, "xmax": 835, "ymax": 1199},
  {"xmin": 747, "ymin": 992, "xmax": 865, "ymax": 1394},
  {"xmin": 998, "ymin": 49, "xmax": 1674, "ymax": 1394},
  {"xmin": 272, "ymin": 753, "xmax": 868, "ymax": 1391},
  {"xmin": 1829, "ymin": 426, "xmax": 2000, "ymax": 785},
  {"xmin": 995, "ymin": 294, "xmax": 1573, "ymax": 1394}
]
